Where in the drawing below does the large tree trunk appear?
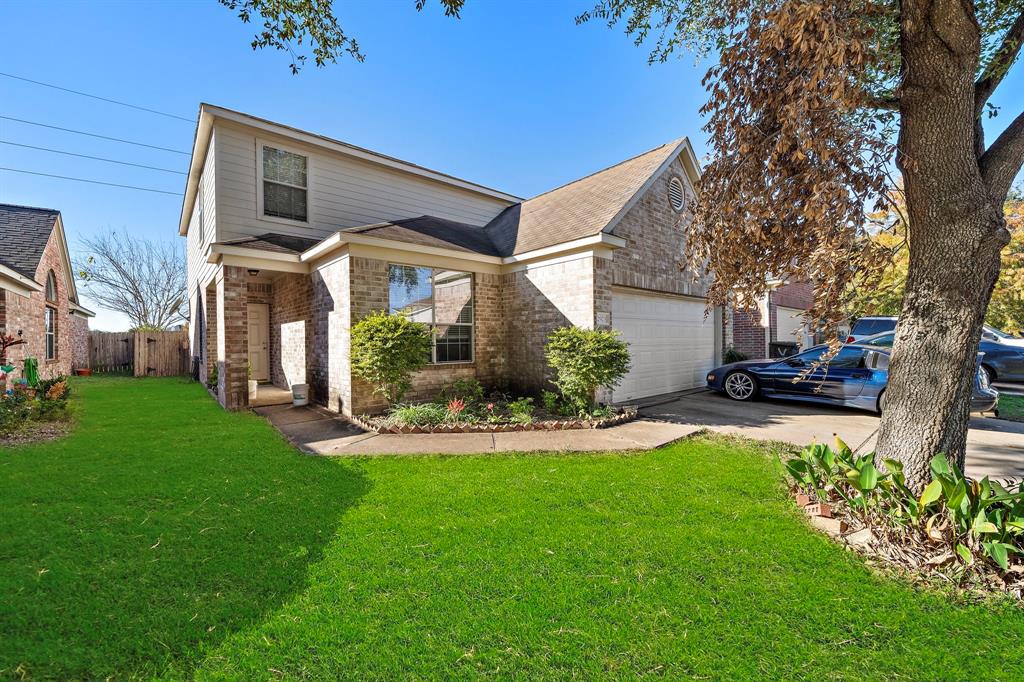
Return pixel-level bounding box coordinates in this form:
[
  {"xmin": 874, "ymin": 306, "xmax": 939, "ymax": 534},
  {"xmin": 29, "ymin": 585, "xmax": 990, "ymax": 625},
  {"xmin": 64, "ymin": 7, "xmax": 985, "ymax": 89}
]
[{"xmin": 876, "ymin": 0, "xmax": 1010, "ymax": 490}]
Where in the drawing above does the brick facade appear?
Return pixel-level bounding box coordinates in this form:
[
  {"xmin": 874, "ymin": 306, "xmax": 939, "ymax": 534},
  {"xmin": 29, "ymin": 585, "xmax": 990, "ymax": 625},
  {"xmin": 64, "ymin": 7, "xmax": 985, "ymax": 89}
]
[{"xmin": 0, "ymin": 226, "xmax": 88, "ymax": 378}]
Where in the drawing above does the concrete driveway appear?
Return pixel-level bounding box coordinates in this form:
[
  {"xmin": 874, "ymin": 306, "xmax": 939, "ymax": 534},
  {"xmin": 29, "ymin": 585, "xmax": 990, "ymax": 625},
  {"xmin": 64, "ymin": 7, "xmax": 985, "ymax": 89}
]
[{"xmin": 640, "ymin": 390, "xmax": 1024, "ymax": 481}]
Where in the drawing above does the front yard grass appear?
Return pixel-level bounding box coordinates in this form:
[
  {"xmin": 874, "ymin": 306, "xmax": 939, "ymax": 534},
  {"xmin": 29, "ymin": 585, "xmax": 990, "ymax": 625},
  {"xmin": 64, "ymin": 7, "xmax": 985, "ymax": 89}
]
[
  {"xmin": 999, "ymin": 393, "xmax": 1024, "ymax": 422},
  {"xmin": 2, "ymin": 376, "xmax": 1023, "ymax": 680}
]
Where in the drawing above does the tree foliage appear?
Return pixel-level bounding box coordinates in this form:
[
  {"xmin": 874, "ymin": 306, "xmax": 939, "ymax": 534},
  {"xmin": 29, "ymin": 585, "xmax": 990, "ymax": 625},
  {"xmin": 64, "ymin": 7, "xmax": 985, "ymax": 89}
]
[
  {"xmin": 218, "ymin": 0, "xmax": 465, "ymax": 73},
  {"xmin": 544, "ymin": 327, "xmax": 631, "ymax": 411},
  {"xmin": 350, "ymin": 311, "xmax": 432, "ymax": 406},
  {"xmin": 75, "ymin": 232, "xmax": 187, "ymax": 330}
]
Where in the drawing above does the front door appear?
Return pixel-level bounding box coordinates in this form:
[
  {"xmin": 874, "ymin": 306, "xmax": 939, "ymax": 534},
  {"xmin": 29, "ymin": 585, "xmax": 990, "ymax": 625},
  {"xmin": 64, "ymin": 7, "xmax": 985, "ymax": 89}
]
[{"xmin": 247, "ymin": 303, "xmax": 270, "ymax": 382}]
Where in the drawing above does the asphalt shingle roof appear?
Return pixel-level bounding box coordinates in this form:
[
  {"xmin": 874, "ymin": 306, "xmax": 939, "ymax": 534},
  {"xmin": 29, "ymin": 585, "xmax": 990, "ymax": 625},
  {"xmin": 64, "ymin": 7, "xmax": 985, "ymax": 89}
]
[
  {"xmin": 484, "ymin": 139, "xmax": 685, "ymax": 256},
  {"xmin": 0, "ymin": 204, "xmax": 60, "ymax": 281},
  {"xmin": 217, "ymin": 233, "xmax": 322, "ymax": 254},
  {"xmin": 342, "ymin": 216, "xmax": 502, "ymax": 257}
]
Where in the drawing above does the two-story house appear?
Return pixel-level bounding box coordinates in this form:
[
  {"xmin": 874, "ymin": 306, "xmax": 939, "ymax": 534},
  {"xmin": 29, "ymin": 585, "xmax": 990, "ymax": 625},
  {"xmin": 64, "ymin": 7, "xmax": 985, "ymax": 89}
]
[{"xmin": 180, "ymin": 104, "xmax": 726, "ymax": 414}]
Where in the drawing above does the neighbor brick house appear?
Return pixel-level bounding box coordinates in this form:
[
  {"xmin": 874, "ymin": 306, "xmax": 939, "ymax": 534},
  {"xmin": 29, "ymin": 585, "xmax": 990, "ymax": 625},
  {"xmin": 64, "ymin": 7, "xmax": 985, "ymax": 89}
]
[
  {"xmin": 182, "ymin": 105, "xmax": 731, "ymax": 414},
  {"xmin": 0, "ymin": 204, "xmax": 94, "ymax": 378},
  {"xmin": 725, "ymin": 280, "xmax": 816, "ymax": 359}
]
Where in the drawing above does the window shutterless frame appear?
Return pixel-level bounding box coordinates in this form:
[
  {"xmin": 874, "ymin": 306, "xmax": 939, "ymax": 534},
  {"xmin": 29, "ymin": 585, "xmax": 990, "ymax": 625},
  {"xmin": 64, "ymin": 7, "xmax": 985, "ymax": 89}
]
[
  {"xmin": 256, "ymin": 139, "xmax": 311, "ymax": 226},
  {"xmin": 387, "ymin": 263, "xmax": 474, "ymax": 364},
  {"xmin": 44, "ymin": 305, "xmax": 57, "ymax": 360}
]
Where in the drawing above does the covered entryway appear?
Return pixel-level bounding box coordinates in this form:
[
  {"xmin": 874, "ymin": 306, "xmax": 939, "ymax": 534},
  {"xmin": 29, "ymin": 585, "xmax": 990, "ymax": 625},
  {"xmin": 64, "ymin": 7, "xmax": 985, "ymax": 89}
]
[{"xmin": 612, "ymin": 289, "xmax": 719, "ymax": 402}]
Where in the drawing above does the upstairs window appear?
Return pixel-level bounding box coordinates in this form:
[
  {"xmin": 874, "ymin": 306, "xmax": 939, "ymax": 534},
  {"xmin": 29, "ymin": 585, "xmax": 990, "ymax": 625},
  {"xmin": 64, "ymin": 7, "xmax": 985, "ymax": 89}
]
[
  {"xmin": 45, "ymin": 270, "xmax": 58, "ymax": 302},
  {"xmin": 261, "ymin": 145, "xmax": 308, "ymax": 222},
  {"xmin": 388, "ymin": 264, "xmax": 474, "ymax": 363}
]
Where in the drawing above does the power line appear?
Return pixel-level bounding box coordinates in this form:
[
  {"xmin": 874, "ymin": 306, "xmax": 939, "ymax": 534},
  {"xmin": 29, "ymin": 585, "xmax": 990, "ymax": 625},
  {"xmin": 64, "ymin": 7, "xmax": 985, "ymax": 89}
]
[
  {"xmin": 0, "ymin": 167, "xmax": 182, "ymax": 196},
  {"xmin": 0, "ymin": 71, "xmax": 193, "ymax": 123},
  {"xmin": 0, "ymin": 140, "xmax": 187, "ymax": 175},
  {"xmin": 0, "ymin": 115, "xmax": 190, "ymax": 155}
]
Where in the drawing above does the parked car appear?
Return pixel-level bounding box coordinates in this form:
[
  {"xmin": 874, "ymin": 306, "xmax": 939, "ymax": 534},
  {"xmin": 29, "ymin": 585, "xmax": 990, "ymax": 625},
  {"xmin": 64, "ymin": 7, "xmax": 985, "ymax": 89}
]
[
  {"xmin": 846, "ymin": 316, "xmax": 897, "ymax": 342},
  {"xmin": 858, "ymin": 331, "xmax": 1024, "ymax": 384},
  {"xmin": 706, "ymin": 342, "xmax": 999, "ymax": 414}
]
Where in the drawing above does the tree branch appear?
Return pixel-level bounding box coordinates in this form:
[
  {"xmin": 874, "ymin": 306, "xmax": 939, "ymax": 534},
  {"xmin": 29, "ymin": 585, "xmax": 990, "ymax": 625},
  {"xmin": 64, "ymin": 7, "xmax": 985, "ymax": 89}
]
[
  {"xmin": 980, "ymin": 106, "xmax": 1024, "ymax": 199},
  {"xmin": 975, "ymin": 10, "xmax": 1024, "ymax": 117}
]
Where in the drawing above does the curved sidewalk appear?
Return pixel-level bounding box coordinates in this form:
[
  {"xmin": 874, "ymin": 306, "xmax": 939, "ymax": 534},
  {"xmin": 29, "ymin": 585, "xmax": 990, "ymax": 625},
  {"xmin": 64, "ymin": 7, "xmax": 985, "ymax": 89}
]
[{"xmin": 254, "ymin": 403, "xmax": 700, "ymax": 456}]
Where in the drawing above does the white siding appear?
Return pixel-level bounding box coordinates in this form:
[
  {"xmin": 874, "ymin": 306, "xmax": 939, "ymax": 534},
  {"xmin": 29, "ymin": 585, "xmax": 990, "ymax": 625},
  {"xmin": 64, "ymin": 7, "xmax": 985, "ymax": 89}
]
[{"xmin": 213, "ymin": 121, "xmax": 511, "ymax": 244}]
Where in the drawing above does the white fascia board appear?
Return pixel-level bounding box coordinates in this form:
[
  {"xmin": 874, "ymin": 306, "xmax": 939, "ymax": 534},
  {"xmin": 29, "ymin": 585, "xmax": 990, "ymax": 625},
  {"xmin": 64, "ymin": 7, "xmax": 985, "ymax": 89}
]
[
  {"xmin": 500, "ymin": 233, "xmax": 626, "ymax": 265},
  {"xmin": 207, "ymin": 244, "xmax": 309, "ymax": 274},
  {"xmin": 201, "ymin": 104, "xmax": 522, "ymax": 204},
  {"xmin": 69, "ymin": 301, "xmax": 96, "ymax": 317},
  {"xmin": 0, "ymin": 264, "xmax": 43, "ymax": 297},
  {"xmin": 178, "ymin": 107, "xmax": 213, "ymax": 236},
  {"xmin": 301, "ymin": 232, "xmax": 504, "ymax": 266}
]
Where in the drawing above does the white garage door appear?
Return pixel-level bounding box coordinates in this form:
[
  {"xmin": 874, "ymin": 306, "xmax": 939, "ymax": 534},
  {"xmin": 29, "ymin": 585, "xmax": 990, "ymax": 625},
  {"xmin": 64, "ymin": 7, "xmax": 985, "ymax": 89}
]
[
  {"xmin": 776, "ymin": 305, "xmax": 810, "ymax": 348},
  {"xmin": 612, "ymin": 290, "xmax": 717, "ymax": 402}
]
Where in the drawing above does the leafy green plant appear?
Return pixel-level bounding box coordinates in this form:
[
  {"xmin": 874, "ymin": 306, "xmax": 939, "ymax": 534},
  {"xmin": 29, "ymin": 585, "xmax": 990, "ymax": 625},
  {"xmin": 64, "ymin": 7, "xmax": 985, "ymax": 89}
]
[
  {"xmin": 439, "ymin": 377, "xmax": 485, "ymax": 405},
  {"xmin": 350, "ymin": 311, "xmax": 432, "ymax": 405},
  {"xmin": 206, "ymin": 366, "xmax": 219, "ymax": 390},
  {"xmin": 541, "ymin": 390, "xmax": 560, "ymax": 413},
  {"xmin": 723, "ymin": 345, "xmax": 749, "ymax": 364},
  {"xmin": 508, "ymin": 397, "xmax": 534, "ymax": 424},
  {"xmin": 385, "ymin": 402, "xmax": 449, "ymax": 427},
  {"xmin": 544, "ymin": 326, "xmax": 630, "ymax": 411}
]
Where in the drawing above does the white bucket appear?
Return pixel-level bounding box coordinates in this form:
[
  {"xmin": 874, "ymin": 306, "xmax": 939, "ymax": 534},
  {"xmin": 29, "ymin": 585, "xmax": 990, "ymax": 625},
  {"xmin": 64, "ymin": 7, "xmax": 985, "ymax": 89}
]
[{"xmin": 292, "ymin": 383, "xmax": 309, "ymax": 406}]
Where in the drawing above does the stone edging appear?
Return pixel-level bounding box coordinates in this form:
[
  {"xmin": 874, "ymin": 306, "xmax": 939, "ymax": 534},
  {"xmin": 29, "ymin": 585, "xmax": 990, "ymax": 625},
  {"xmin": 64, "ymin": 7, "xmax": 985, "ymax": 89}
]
[{"xmin": 352, "ymin": 406, "xmax": 638, "ymax": 435}]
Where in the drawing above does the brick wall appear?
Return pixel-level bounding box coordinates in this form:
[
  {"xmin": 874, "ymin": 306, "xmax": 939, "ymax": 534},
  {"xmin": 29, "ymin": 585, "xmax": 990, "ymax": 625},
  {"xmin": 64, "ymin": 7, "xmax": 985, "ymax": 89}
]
[
  {"xmin": 216, "ymin": 265, "xmax": 249, "ymax": 409},
  {"xmin": 729, "ymin": 307, "xmax": 767, "ymax": 359},
  {"xmin": 0, "ymin": 227, "xmax": 84, "ymax": 378},
  {"xmin": 768, "ymin": 281, "xmax": 814, "ymax": 345},
  {"xmin": 68, "ymin": 313, "xmax": 89, "ymax": 369},
  {"xmin": 270, "ymin": 273, "xmax": 313, "ymax": 392}
]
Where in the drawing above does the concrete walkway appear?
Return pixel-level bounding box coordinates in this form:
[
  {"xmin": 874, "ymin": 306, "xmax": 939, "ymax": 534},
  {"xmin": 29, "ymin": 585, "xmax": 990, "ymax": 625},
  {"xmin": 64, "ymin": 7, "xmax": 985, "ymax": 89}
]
[{"xmin": 253, "ymin": 403, "xmax": 701, "ymax": 456}]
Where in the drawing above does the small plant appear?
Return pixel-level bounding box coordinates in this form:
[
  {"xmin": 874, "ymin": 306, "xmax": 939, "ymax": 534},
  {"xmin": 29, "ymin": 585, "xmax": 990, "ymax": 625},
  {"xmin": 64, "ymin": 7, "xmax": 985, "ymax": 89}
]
[
  {"xmin": 446, "ymin": 397, "xmax": 466, "ymax": 421},
  {"xmin": 439, "ymin": 377, "xmax": 485, "ymax": 405},
  {"xmin": 350, "ymin": 311, "xmax": 432, "ymax": 405},
  {"xmin": 246, "ymin": 361, "xmax": 253, "ymax": 379},
  {"xmin": 507, "ymin": 397, "xmax": 535, "ymax": 424},
  {"xmin": 723, "ymin": 346, "xmax": 749, "ymax": 364},
  {"xmin": 483, "ymin": 402, "xmax": 503, "ymax": 424},
  {"xmin": 541, "ymin": 390, "xmax": 560, "ymax": 413},
  {"xmin": 385, "ymin": 402, "xmax": 449, "ymax": 427},
  {"xmin": 545, "ymin": 327, "xmax": 630, "ymax": 412},
  {"xmin": 206, "ymin": 365, "xmax": 219, "ymax": 390}
]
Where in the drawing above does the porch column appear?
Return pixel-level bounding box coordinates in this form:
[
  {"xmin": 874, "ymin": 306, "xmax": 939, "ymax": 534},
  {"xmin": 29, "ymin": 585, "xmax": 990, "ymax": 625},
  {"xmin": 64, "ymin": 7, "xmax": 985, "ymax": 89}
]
[
  {"xmin": 203, "ymin": 280, "xmax": 217, "ymax": 386},
  {"xmin": 216, "ymin": 265, "xmax": 249, "ymax": 409}
]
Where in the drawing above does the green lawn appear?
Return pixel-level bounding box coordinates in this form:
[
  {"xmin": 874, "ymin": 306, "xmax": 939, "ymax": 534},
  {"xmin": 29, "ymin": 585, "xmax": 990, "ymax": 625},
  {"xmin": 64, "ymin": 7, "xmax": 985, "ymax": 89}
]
[
  {"xmin": 1000, "ymin": 393, "xmax": 1024, "ymax": 422},
  {"xmin": 2, "ymin": 377, "xmax": 1023, "ymax": 680}
]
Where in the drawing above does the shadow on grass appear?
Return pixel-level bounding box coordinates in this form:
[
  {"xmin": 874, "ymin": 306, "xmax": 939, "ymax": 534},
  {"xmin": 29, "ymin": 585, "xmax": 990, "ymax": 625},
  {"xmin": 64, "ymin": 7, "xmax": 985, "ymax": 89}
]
[{"xmin": 0, "ymin": 376, "xmax": 370, "ymax": 679}]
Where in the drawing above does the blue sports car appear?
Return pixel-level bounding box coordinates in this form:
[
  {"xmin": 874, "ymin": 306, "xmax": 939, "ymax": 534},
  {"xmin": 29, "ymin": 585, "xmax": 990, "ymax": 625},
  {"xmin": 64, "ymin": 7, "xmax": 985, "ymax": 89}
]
[{"xmin": 706, "ymin": 342, "xmax": 999, "ymax": 414}]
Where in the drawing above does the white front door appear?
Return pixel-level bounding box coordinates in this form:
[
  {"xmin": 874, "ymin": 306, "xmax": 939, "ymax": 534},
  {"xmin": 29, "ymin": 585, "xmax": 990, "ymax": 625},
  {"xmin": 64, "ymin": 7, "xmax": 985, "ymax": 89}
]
[
  {"xmin": 612, "ymin": 290, "xmax": 718, "ymax": 402},
  {"xmin": 247, "ymin": 303, "xmax": 270, "ymax": 382}
]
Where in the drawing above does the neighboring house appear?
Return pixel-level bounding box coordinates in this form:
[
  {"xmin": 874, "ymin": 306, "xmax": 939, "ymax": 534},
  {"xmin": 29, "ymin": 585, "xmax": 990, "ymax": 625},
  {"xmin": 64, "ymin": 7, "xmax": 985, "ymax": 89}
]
[
  {"xmin": 180, "ymin": 104, "xmax": 720, "ymax": 414},
  {"xmin": 726, "ymin": 280, "xmax": 817, "ymax": 359},
  {"xmin": 0, "ymin": 204, "xmax": 94, "ymax": 376}
]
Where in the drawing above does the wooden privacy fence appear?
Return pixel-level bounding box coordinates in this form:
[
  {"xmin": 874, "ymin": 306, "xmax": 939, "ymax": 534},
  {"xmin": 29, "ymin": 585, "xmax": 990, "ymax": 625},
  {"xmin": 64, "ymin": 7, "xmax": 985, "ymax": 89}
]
[{"xmin": 89, "ymin": 330, "xmax": 189, "ymax": 377}]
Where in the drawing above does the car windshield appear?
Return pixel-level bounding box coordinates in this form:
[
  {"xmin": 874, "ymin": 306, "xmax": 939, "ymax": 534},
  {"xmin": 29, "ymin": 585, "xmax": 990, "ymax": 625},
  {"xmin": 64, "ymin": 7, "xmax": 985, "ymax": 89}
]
[{"xmin": 851, "ymin": 318, "xmax": 896, "ymax": 336}]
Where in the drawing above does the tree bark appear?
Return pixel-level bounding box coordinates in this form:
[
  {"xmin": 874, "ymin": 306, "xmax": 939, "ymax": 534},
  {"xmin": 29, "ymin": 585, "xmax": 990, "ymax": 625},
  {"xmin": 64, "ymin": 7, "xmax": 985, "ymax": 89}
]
[{"xmin": 876, "ymin": 0, "xmax": 1011, "ymax": 491}]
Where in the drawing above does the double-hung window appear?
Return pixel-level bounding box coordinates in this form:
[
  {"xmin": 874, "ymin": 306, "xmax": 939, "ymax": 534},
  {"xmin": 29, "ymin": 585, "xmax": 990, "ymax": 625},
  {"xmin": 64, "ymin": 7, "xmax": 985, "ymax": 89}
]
[
  {"xmin": 388, "ymin": 264, "xmax": 473, "ymax": 363},
  {"xmin": 261, "ymin": 145, "xmax": 308, "ymax": 222},
  {"xmin": 44, "ymin": 270, "xmax": 58, "ymax": 360}
]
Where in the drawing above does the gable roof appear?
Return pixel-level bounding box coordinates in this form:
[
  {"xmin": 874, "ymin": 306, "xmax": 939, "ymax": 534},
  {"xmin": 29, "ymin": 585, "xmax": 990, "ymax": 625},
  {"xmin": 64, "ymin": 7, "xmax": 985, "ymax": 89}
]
[
  {"xmin": 341, "ymin": 216, "xmax": 502, "ymax": 257},
  {"xmin": 0, "ymin": 204, "xmax": 61, "ymax": 280},
  {"xmin": 217, "ymin": 232, "xmax": 322, "ymax": 254},
  {"xmin": 484, "ymin": 139, "xmax": 690, "ymax": 256}
]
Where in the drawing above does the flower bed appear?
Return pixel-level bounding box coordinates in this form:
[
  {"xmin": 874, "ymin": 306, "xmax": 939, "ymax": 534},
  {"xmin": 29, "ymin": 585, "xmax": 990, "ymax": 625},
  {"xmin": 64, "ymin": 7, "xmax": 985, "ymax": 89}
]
[
  {"xmin": 353, "ymin": 406, "xmax": 637, "ymax": 434},
  {"xmin": 1, "ymin": 376, "xmax": 73, "ymax": 445}
]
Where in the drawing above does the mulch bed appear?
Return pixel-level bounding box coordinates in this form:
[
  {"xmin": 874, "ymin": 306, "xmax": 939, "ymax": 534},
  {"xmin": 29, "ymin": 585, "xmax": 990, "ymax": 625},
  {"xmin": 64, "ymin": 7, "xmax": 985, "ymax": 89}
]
[
  {"xmin": 353, "ymin": 406, "xmax": 639, "ymax": 434},
  {"xmin": 1, "ymin": 418, "xmax": 73, "ymax": 447}
]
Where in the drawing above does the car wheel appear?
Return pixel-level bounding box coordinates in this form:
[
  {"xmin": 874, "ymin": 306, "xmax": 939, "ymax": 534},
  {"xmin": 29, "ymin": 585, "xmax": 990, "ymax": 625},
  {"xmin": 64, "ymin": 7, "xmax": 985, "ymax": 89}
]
[{"xmin": 723, "ymin": 371, "xmax": 758, "ymax": 401}]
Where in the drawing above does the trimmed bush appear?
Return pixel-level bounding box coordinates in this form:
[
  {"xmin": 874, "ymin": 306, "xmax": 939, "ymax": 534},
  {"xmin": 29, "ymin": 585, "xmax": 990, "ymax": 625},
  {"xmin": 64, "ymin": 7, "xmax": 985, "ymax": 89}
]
[
  {"xmin": 350, "ymin": 311, "xmax": 432, "ymax": 405},
  {"xmin": 544, "ymin": 326, "xmax": 630, "ymax": 411}
]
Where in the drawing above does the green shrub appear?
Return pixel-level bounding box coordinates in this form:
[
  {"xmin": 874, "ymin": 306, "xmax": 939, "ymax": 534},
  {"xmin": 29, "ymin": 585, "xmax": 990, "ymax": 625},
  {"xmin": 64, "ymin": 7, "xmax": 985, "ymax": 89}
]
[
  {"xmin": 507, "ymin": 397, "xmax": 535, "ymax": 424},
  {"xmin": 0, "ymin": 392, "xmax": 31, "ymax": 436},
  {"xmin": 723, "ymin": 346, "xmax": 749, "ymax": 364},
  {"xmin": 206, "ymin": 366, "xmax": 218, "ymax": 390},
  {"xmin": 385, "ymin": 402, "xmax": 449, "ymax": 427},
  {"xmin": 544, "ymin": 327, "xmax": 630, "ymax": 411},
  {"xmin": 541, "ymin": 390, "xmax": 560, "ymax": 413},
  {"xmin": 439, "ymin": 377, "xmax": 485, "ymax": 405},
  {"xmin": 350, "ymin": 311, "xmax": 432, "ymax": 405}
]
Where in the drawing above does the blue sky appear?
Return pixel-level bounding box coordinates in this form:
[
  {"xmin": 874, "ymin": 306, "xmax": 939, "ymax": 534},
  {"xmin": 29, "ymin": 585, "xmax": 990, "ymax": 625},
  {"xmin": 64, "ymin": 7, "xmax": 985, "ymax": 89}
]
[{"xmin": 1, "ymin": 1, "xmax": 1022, "ymax": 330}]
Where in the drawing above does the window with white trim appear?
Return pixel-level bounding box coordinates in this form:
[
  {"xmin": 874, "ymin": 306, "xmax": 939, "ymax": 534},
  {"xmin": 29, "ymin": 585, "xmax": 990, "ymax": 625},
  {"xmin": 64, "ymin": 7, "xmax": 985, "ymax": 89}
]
[
  {"xmin": 261, "ymin": 145, "xmax": 308, "ymax": 222},
  {"xmin": 44, "ymin": 270, "xmax": 58, "ymax": 360},
  {"xmin": 388, "ymin": 264, "xmax": 474, "ymax": 363}
]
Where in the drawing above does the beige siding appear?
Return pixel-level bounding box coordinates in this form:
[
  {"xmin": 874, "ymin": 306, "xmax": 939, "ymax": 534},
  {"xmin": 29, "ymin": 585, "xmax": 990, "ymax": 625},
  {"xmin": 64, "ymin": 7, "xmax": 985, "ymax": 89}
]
[
  {"xmin": 186, "ymin": 132, "xmax": 218, "ymax": 356},
  {"xmin": 213, "ymin": 121, "xmax": 511, "ymax": 244}
]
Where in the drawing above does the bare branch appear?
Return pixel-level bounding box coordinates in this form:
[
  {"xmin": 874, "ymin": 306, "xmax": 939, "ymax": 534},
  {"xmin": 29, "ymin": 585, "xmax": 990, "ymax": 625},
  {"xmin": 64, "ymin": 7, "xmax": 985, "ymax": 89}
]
[
  {"xmin": 980, "ymin": 106, "xmax": 1024, "ymax": 200},
  {"xmin": 975, "ymin": 11, "xmax": 1024, "ymax": 117},
  {"xmin": 74, "ymin": 232, "xmax": 187, "ymax": 330}
]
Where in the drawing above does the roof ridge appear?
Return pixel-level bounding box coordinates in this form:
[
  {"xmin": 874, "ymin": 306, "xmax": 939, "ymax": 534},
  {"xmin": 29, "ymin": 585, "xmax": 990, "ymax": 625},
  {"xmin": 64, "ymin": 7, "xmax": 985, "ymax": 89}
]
[
  {"xmin": 0, "ymin": 202, "xmax": 61, "ymax": 214},
  {"xmin": 522, "ymin": 138, "xmax": 685, "ymax": 203}
]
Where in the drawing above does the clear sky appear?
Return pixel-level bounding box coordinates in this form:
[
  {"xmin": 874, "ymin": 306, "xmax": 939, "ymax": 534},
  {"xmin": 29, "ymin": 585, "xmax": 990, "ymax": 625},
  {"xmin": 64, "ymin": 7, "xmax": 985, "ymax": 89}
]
[{"xmin": 1, "ymin": 1, "xmax": 1022, "ymax": 331}]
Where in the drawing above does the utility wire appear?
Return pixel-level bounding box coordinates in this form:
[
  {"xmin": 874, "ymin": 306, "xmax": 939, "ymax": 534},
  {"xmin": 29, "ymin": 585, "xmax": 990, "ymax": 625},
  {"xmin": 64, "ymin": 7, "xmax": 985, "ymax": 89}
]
[
  {"xmin": 0, "ymin": 71, "xmax": 193, "ymax": 123},
  {"xmin": 0, "ymin": 115, "xmax": 190, "ymax": 155},
  {"xmin": 0, "ymin": 167, "xmax": 182, "ymax": 196},
  {"xmin": 0, "ymin": 140, "xmax": 187, "ymax": 175}
]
